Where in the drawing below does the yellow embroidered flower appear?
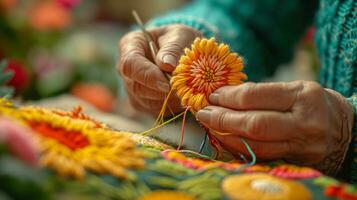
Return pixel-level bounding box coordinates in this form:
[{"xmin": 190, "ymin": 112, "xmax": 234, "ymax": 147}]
[
  {"xmin": 137, "ymin": 191, "xmax": 196, "ymax": 200},
  {"xmin": 222, "ymin": 174, "xmax": 312, "ymax": 200},
  {"xmin": 0, "ymin": 102, "xmax": 145, "ymax": 180},
  {"xmin": 171, "ymin": 38, "xmax": 247, "ymax": 113}
]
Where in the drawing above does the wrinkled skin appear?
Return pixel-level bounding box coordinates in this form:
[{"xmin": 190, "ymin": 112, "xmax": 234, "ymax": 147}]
[
  {"xmin": 196, "ymin": 82, "xmax": 354, "ymax": 175},
  {"xmin": 118, "ymin": 24, "xmax": 201, "ymax": 116},
  {"xmin": 118, "ymin": 25, "xmax": 355, "ymax": 175}
]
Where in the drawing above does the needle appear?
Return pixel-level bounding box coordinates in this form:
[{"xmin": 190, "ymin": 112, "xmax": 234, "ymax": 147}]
[{"xmin": 132, "ymin": 10, "xmax": 171, "ymax": 81}]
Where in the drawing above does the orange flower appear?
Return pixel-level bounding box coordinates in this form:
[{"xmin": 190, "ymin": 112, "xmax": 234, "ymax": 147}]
[
  {"xmin": 71, "ymin": 83, "xmax": 115, "ymax": 112},
  {"xmin": 29, "ymin": 1, "xmax": 72, "ymax": 31},
  {"xmin": 171, "ymin": 38, "xmax": 247, "ymax": 113}
]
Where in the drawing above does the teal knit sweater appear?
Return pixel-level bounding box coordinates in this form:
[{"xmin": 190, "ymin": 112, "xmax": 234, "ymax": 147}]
[{"xmin": 149, "ymin": 0, "xmax": 357, "ymax": 182}]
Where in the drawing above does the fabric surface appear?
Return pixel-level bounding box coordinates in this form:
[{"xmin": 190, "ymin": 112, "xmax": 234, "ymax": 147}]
[{"xmin": 1, "ymin": 100, "xmax": 357, "ymax": 200}]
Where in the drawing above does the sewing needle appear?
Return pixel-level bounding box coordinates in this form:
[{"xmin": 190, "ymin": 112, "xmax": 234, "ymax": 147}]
[{"xmin": 132, "ymin": 10, "xmax": 172, "ymax": 81}]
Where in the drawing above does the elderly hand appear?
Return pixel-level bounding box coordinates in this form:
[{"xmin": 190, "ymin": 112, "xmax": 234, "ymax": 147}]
[
  {"xmin": 118, "ymin": 24, "xmax": 202, "ymax": 116},
  {"xmin": 196, "ymin": 81, "xmax": 354, "ymax": 175}
]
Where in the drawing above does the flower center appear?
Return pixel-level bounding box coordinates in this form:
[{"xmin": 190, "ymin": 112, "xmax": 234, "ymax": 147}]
[
  {"xmin": 250, "ymin": 179, "xmax": 283, "ymax": 194},
  {"xmin": 29, "ymin": 121, "xmax": 90, "ymax": 150},
  {"xmin": 190, "ymin": 55, "xmax": 229, "ymax": 95},
  {"xmin": 203, "ymin": 69, "xmax": 214, "ymax": 82}
]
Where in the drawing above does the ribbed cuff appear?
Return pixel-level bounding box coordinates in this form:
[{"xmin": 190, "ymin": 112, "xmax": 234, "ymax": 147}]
[{"xmin": 147, "ymin": 15, "xmax": 219, "ymax": 39}]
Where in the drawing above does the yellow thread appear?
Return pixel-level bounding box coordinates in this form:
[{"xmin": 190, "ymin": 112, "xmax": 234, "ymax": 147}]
[
  {"xmin": 140, "ymin": 111, "xmax": 185, "ymax": 135},
  {"xmin": 211, "ymin": 129, "xmax": 232, "ymax": 136},
  {"xmin": 154, "ymin": 88, "xmax": 174, "ymax": 126}
]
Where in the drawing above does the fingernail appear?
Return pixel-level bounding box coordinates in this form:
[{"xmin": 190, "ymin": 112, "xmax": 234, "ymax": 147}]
[
  {"xmin": 162, "ymin": 54, "xmax": 177, "ymax": 67},
  {"xmin": 196, "ymin": 108, "xmax": 212, "ymax": 122},
  {"xmin": 209, "ymin": 93, "xmax": 219, "ymax": 104},
  {"xmin": 156, "ymin": 81, "xmax": 170, "ymax": 93}
]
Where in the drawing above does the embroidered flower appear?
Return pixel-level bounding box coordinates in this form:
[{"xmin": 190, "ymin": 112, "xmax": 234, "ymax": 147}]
[
  {"xmin": 137, "ymin": 191, "xmax": 196, "ymax": 200},
  {"xmin": 222, "ymin": 174, "xmax": 312, "ymax": 200},
  {"xmin": 161, "ymin": 150, "xmax": 269, "ymax": 172},
  {"xmin": 314, "ymin": 176, "xmax": 357, "ymax": 200},
  {"xmin": 171, "ymin": 38, "xmax": 247, "ymax": 113},
  {"xmin": 0, "ymin": 102, "xmax": 145, "ymax": 180},
  {"xmin": 269, "ymin": 164, "xmax": 321, "ymax": 179}
]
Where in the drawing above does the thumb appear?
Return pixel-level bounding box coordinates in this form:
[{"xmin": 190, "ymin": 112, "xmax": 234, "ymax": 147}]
[{"xmin": 156, "ymin": 25, "xmax": 201, "ymax": 72}]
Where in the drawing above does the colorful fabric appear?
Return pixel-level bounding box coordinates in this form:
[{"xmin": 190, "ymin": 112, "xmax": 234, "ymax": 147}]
[
  {"xmin": 1, "ymin": 101, "xmax": 357, "ymax": 199},
  {"xmin": 149, "ymin": 0, "xmax": 357, "ymax": 183}
]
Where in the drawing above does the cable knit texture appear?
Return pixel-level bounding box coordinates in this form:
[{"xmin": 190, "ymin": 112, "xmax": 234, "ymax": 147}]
[{"xmin": 149, "ymin": 0, "xmax": 357, "ymax": 182}]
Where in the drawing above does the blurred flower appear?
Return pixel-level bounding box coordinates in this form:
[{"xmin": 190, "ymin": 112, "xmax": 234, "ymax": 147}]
[
  {"xmin": 30, "ymin": 48, "xmax": 72, "ymax": 79},
  {"xmin": 28, "ymin": 1, "xmax": 72, "ymax": 31},
  {"xmin": 0, "ymin": 0, "xmax": 17, "ymax": 11},
  {"xmin": 71, "ymin": 82, "xmax": 115, "ymax": 112},
  {"xmin": 0, "ymin": 117, "xmax": 38, "ymax": 166},
  {"xmin": 302, "ymin": 27, "xmax": 316, "ymax": 45},
  {"xmin": 5, "ymin": 59, "xmax": 30, "ymax": 93},
  {"xmin": 59, "ymin": 32, "xmax": 98, "ymax": 63},
  {"xmin": 55, "ymin": 25, "xmax": 126, "ymax": 63},
  {"xmin": 56, "ymin": 0, "xmax": 81, "ymax": 9},
  {"xmin": 28, "ymin": 49, "xmax": 74, "ymax": 96}
]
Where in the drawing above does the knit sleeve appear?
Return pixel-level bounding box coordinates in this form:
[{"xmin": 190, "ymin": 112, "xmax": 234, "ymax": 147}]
[{"xmin": 148, "ymin": 0, "xmax": 318, "ymax": 81}]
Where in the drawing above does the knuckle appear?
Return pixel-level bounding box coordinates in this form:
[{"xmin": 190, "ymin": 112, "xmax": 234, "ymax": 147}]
[
  {"xmin": 120, "ymin": 55, "xmax": 134, "ymax": 76},
  {"xmin": 141, "ymin": 67, "xmax": 153, "ymax": 86},
  {"xmin": 305, "ymin": 81, "xmax": 323, "ymax": 96},
  {"xmin": 119, "ymin": 32, "xmax": 138, "ymax": 49},
  {"xmin": 161, "ymin": 41, "xmax": 185, "ymax": 55},
  {"xmin": 246, "ymin": 115, "xmax": 265, "ymax": 136},
  {"xmin": 214, "ymin": 110, "xmax": 230, "ymax": 131},
  {"xmin": 297, "ymin": 81, "xmax": 323, "ymax": 100},
  {"xmin": 238, "ymin": 82, "xmax": 257, "ymax": 108},
  {"xmin": 132, "ymin": 82, "xmax": 142, "ymax": 94}
]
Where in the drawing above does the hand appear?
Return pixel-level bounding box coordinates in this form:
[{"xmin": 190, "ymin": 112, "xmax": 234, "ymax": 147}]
[
  {"xmin": 118, "ymin": 24, "xmax": 202, "ymax": 116},
  {"xmin": 0, "ymin": 118, "xmax": 38, "ymax": 166},
  {"xmin": 196, "ymin": 81, "xmax": 354, "ymax": 175}
]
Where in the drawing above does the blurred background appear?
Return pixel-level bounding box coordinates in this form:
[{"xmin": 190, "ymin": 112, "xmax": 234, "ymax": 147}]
[{"xmin": 0, "ymin": 0, "xmax": 318, "ymax": 131}]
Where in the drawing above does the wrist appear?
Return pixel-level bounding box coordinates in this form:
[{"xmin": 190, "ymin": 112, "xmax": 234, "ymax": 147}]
[
  {"xmin": 313, "ymin": 89, "xmax": 354, "ymax": 176},
  {"xmin": 322, "ymin": 89, "xmax": 354, "ymax": 175}
]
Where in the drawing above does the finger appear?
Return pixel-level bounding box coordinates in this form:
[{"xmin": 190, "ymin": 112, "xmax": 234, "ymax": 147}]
[
  {"xmin": 209, "ymin": 81, "xmax": 303, "ymax": 111},
  {"xmin": 128, "ymin": 92, "xmax": 183, "ymax": 116},
  {"xmin": 214, "ymin": 135, "xmax": 290, "ymax": 160},
  {"xmin": 156, "ymin": 25, "xmax": 201, "ymax": 72},
  {"xmin": 196, "ymin": 106, "xmax": 297, "ymax": 141},
  {"xmin": 124, "ymin": 78, "xmax": 166, "ymax": 100},
  {"xmin": 119, "ymin": 32, "xmax": 170, "ymax": 93}
]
